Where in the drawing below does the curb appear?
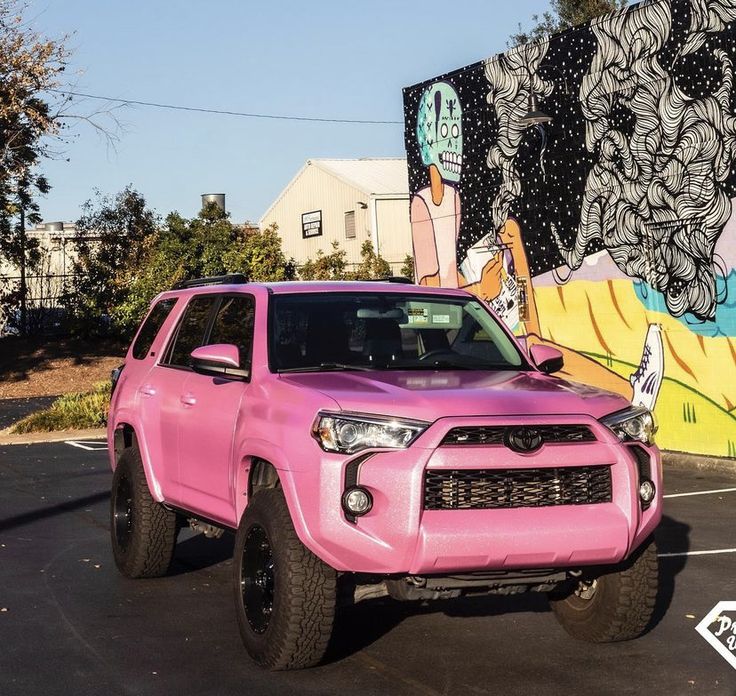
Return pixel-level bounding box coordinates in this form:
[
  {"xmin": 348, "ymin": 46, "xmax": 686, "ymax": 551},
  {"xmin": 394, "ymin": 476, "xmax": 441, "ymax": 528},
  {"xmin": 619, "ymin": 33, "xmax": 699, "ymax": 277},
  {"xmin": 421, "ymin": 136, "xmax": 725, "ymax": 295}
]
[
  {"xmin": 0, "ymin": 427, "xmax": 106, "ymax": 446},
  {"xmin": 662, "ymin": 450, "xmax": 736, "ymax": 476}
]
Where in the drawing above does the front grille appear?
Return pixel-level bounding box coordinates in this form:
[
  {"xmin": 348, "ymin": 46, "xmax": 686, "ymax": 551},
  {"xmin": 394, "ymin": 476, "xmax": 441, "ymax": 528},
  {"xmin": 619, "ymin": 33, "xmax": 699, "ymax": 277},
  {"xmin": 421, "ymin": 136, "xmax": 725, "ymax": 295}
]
[
  {"xmin": 440, "ymin": 424, "xmax": 596, "ymax": 446},
  {"xmin": 423, "ymin": 465, "xmax": 612, "ymax": 510}
]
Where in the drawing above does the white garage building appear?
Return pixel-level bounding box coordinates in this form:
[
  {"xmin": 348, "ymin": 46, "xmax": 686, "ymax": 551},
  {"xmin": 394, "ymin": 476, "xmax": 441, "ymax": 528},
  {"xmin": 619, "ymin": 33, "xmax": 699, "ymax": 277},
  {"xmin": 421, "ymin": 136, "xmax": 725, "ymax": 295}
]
[{"xmin": 259, "ymin": 158, "xmax": 412, "ymax": 273}]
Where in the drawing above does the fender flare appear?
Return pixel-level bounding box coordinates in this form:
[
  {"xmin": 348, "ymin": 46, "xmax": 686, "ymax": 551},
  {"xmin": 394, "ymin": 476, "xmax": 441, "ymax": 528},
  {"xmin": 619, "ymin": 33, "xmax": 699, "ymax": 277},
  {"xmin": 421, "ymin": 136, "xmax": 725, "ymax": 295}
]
[
  {"xmin": 235, "ymin": 438, "xmax": 323, "ymax": 560},
  {"xmin": 110, "ymin": 411, "xmax": 165, "ymax": 502}
]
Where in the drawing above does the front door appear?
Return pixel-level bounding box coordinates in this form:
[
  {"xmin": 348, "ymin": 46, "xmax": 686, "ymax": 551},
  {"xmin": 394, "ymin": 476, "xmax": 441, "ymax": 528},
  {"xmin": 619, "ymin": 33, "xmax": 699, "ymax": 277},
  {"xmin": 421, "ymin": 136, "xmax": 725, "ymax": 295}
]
[
  {"xmin": 155, "ymin": 293, "xmax": 219, "ymax": 508},
  {"xmin": 176, "ymin": 294, "xmax": 255, "ymax": 525}
]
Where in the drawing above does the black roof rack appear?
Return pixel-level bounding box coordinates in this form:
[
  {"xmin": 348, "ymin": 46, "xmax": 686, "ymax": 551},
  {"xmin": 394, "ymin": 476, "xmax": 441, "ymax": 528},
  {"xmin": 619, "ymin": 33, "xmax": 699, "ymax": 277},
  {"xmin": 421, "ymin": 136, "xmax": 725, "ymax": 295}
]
[
  {"xmin": 363, "ymin": 276, "xmax": 414, "ymax": 284},
  {"xmin": 172, "ymin": 273, "xmax": 248, "ymax": 290}
]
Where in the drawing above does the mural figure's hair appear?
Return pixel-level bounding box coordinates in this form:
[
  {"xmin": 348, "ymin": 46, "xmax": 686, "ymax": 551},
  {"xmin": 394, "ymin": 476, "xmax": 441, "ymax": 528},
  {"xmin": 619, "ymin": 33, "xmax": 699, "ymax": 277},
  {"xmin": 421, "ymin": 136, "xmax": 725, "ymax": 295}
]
[
  {"xmin": 682, "ymin": 0, "xmax": 736, "ymax": 55},
  {"xmin": 552, "ymin": 0, "xmax": 736, "ymax": 321},
  {"xmin": 484, "ymin": 42, "xmax": 553, "ymax": 234}
]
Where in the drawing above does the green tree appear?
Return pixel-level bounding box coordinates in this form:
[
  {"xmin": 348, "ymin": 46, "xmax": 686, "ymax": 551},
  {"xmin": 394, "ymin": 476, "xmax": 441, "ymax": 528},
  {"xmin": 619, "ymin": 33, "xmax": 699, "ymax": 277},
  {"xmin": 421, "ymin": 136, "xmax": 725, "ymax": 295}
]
[
  {"xmin": 222, "ymin": 223, "xmax": 296, "ymax": 282},
  {"xmin": 400, "ymin": 254, "xmax": 415, "ymax": 282},
  {"xmin": 299, "ymin": 241, "xmax": 349, "ymax": 280},
  {"xmin": 114, "ymin": 205, "xmax": 294, "ymax": 337},
  {"xmin": 298, "ymin": 240, "xmax": 395, "ymax": 281},
  {"xmin": 64, "ymin": 187, "xmax": 158, "ymax": 336},
  {"xmin": 0, "ymin": 2, "xmax": 67, "ymax": 333},
  {"xmin": 349, "ymin": 240, "xmax": 392, "ymax": 280},
  {"xmin": 509, "ymin": 0, "xmax": 628, "ymax": 46}
]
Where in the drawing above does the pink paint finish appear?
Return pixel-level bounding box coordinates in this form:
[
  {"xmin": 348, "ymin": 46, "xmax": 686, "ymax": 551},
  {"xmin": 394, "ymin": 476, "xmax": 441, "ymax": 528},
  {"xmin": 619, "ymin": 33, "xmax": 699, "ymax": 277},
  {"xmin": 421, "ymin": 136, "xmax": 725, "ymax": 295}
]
[
  {"xmin": 108, "ymin": 280, "xmax": 663, "ymax": 576},
  {"xmin": 191, "ymin": 343, "xmax": 240, "ymax": 367},
  {"xmin": 529, "ymin": 344, "xmax": 564, "ymax": 373}
]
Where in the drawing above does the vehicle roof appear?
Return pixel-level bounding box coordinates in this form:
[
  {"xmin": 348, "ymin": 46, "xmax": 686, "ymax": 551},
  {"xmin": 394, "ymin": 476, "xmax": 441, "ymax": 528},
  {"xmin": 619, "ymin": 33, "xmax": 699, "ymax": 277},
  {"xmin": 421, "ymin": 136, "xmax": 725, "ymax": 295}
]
[{"xmin": 159, "ymin": 280, "xmax": 473, "ymax": 299}]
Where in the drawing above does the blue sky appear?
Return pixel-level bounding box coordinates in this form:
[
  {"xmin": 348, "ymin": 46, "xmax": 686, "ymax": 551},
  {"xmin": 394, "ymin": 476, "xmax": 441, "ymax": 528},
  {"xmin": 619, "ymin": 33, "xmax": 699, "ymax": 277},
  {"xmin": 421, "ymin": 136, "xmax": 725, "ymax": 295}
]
[{"xmin": 34, "ymin": 0, "xmax": 551, "ymax": 224}]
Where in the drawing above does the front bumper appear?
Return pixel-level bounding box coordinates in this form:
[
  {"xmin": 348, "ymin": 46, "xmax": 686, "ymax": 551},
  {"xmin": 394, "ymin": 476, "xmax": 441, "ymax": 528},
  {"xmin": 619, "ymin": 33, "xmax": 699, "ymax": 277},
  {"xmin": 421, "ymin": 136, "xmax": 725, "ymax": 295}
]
[{"xmin": 283, "ymin": 414, "xmax": 662, "ymax": 574}]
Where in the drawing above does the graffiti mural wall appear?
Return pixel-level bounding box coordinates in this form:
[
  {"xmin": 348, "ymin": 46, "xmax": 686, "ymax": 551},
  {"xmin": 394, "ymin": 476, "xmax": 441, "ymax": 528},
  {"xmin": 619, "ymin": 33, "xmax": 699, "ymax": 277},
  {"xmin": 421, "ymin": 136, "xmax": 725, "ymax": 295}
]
[{"xmin": 403, "ymin": 0, "xmax": 736, "ymax": 457}]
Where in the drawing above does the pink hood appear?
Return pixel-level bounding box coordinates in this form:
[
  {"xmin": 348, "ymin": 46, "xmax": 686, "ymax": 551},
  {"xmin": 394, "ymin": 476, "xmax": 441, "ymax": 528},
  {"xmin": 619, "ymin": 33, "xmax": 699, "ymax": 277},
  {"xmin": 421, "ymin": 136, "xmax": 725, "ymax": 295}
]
[{"xmin": 278, "ymin": 370, "xmax": 629, "ymax": 423}]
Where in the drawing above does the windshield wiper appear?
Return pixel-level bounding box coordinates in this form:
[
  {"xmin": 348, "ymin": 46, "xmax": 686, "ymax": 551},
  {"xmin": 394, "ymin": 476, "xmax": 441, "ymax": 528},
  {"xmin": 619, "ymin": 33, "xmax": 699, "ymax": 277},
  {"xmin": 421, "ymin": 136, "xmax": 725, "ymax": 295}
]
[
  {"xmin": 386, "ymin": 360, "xmax": 512, "ymax": 371},
  {"xmin": 279, "ymin": 362, "xmax": 374, "ymax": 373}
]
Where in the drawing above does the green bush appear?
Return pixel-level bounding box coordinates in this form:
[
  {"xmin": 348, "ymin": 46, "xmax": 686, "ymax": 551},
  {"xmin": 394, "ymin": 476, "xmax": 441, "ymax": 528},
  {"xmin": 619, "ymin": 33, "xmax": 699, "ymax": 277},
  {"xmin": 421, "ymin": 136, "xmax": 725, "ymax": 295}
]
[{"xmin": 11, "ymin": 381, "xmax": 111, "ymax": 433}]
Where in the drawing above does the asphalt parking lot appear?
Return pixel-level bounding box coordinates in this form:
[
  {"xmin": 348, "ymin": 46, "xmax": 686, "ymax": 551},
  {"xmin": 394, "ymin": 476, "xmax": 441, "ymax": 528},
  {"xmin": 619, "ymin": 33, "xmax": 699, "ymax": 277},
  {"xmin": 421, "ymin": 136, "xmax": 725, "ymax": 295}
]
[{"xmin": 1, "ymin": 441, "xmax": 735, "ymax": 696}]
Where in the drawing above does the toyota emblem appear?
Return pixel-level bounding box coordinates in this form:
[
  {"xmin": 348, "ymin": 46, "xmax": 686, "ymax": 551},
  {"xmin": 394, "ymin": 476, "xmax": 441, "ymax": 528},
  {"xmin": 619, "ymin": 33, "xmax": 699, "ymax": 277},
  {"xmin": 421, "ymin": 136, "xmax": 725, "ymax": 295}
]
[{"xmin": 504, "ymin": 427, "xmax": 544, "ymax": 453}]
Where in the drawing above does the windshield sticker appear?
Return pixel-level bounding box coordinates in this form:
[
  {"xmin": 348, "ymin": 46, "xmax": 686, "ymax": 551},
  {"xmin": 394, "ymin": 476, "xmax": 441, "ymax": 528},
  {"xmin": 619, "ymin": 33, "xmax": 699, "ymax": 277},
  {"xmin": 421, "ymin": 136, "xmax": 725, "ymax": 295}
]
[{"xmin": 406, "ymin": 307, "xmax": 429, "ymax": 324}]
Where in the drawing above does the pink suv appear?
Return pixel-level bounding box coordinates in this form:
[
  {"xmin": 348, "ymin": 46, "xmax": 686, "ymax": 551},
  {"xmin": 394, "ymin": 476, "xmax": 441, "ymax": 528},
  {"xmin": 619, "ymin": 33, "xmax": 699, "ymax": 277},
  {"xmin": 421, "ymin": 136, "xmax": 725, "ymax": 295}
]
[{"xmin": 108, "ymin": 275, "xmax": 662, "ymax": 670}]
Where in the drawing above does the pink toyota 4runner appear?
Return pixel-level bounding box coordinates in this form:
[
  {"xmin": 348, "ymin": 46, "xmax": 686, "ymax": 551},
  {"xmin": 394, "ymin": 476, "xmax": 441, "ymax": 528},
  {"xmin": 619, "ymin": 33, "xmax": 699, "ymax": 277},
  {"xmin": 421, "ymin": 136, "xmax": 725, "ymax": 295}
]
[{"xmin": 108, "ymin": 275, "xmax": 662, "ymax": 670}]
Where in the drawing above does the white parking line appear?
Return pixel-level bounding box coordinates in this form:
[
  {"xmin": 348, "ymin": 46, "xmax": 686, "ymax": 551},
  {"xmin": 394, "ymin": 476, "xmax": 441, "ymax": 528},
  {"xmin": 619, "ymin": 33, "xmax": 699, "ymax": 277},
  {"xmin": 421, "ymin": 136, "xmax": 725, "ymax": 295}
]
[
  {"xmin": 65, "ymin": 440, "xmax": 108, "ymax": 452},
  {"xmin": 663, "ymin": 487, "xmax": 736, "ymax": 499},
  {"xmin": 658, "ymin": 548, "xmax": 736, "ymax": 558}
]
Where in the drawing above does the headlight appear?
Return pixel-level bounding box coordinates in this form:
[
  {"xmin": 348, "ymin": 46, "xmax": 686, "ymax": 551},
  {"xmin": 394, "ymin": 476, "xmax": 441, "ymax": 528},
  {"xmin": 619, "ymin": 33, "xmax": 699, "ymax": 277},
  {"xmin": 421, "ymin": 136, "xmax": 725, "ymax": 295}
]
[
  {"xmin": 312, "ymin": 411, "xmax": 429, "ymax": 454},
  {"xmin": 600, "ymin": 406, "xmax": 657, "ymax": 445}
]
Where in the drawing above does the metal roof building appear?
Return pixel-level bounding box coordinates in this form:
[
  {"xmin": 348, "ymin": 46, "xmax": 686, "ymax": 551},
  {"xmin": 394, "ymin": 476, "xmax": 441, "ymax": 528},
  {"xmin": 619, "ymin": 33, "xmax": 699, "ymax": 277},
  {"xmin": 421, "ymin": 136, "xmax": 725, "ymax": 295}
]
[{"xmin": 259, "ymin": 158, "xmax": 411, "ymax": 272}]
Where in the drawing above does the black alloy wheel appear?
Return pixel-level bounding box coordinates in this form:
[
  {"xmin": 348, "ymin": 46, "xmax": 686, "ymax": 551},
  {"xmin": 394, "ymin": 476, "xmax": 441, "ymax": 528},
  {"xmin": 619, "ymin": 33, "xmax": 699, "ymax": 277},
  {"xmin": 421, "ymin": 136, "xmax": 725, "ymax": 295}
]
[
  {"xmin": 113, "ymin": 473, "xmax": 134, "ymax": 552},
  {"xmin": 109, "ymin": 447, "xmax": 178, "ymax": 578},
  {"xmin": 241, "ymin": 524, "xmax": 275, "ymax": 634},
  {"xmin": 232, "ymin": 487, "xmax": 337, "ymax": 669}
]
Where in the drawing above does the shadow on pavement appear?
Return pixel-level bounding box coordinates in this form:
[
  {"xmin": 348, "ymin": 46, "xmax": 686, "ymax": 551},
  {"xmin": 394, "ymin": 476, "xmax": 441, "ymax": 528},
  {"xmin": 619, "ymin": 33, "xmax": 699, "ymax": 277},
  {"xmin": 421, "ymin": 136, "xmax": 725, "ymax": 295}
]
[
  {"xmin": 327, "ymin": 591, "xmax": 549, "ymax": 663},
  {"xmin": 0, "ymin": 337, "xmax": 124, "ymax": 384},
  {"xmin": 0, "ymin": 491, "xmax": 110, "ymax": 533},
  {"xmin": 170, "ymin": 531, "xmax": 235, "ymax": 575},
  {"xmin": 0, "ymin": 396, "xmax": 57, "ymax": 429},
  {"xmin": 326, "ymin": 513, "xmax": 691, "ymax": 663},
  {"xmin": 653, "ymin": 514, "xmax": 690, "ymax": 629}
]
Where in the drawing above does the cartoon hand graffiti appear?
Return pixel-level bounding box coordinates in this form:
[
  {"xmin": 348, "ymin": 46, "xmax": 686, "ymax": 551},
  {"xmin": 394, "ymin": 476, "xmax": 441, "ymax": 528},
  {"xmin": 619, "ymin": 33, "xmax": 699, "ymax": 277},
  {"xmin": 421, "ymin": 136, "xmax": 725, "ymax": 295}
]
[
  {"xmin": 411, "ymin": 81, "xmax": 463, "ymax": 288},
  {"xmin": 459, "ymin": 218, "xmax": 541, "ymax": 335}
]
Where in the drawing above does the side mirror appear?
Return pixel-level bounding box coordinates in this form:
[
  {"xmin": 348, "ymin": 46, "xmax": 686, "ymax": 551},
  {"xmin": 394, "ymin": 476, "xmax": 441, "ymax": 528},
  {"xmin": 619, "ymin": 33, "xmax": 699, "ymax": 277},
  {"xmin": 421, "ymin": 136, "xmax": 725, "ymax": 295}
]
[
  {"xmin": 529, "ymin": 344, "xmax": 564, "ymax": 375},
  {"xmin": 190, "ymin": 344, "xmax": 249, "ymax": 380}
]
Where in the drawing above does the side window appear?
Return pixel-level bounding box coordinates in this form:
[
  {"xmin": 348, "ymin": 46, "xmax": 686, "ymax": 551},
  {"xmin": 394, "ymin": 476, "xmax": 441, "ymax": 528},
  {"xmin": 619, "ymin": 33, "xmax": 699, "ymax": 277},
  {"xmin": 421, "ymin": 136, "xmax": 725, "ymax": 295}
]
[
  {"xmin": 132, "ymin": 298, "xmax": 178, "ymax": 360},
  {"xmin": 164, "ymin": 296, "xmax": 218, "ymax": 367},
  {"xmin": 344, "ymin": 210, "xmax": 356, "ymax": 239},
  {"xmin": 207, "ymin": 295, "xmax": 255, "ymax": 368}
]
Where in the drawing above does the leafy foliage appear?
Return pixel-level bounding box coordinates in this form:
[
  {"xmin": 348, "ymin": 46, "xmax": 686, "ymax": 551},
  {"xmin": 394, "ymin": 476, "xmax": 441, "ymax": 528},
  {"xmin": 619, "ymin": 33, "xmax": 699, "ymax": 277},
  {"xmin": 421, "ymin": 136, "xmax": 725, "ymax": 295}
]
[
  {"xmin": 222, "ymin": 223, "xmax": 296, "ymax": 283},
  {"xmin": 112, "ymin": 204, "xmax": 294, "ymax": 337},
  {"xmin": 0, "ymin": 2, "xmax": 66, "ymax": 229},
  {"xmin": 351, "ymin": 240, "xmax": 392, "ymax": 280},
  {"xmin": 400, "ymin": 254, "xmax": 415, "ymax": 282},
  {"xmin": 509, "ymin": 0, "xmax": 628, "ymax": 46},
  {"xmin": 298, "ymin": 241, "xmax": 349, "ymax": 280},
  {"xmin": 63, "ymin": 187, "xmax": 158, "ymax": 336},
  {"xmin": 298, "ymin": 240, "xmax": 393, "ymax": 281},
  {"xmin": 0, "ymin": 2, "xmax": 68, "ymax": 332}
]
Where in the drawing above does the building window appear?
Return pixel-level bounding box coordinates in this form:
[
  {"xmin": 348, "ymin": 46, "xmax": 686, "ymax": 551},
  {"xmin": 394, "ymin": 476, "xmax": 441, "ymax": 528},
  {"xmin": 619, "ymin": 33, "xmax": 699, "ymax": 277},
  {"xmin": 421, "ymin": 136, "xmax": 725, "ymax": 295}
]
[{"xmin": 344, "ymin": 210, "xmax": 356, "ymax": 239}]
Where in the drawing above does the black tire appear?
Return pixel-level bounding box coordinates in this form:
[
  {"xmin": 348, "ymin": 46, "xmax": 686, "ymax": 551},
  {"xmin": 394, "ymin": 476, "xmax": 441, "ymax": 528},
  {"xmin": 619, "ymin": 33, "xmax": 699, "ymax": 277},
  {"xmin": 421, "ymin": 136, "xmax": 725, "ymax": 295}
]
[
  {"xmin": 110, "ymin": 447, "xmax": 178, "ymax": 578},
  {"xmin": 550, "ymin": 536, "xmax": 659, "ymax": 642},
  {"xmin": 233, "ymin": 488, "xmax": 337, "ymax": 670}
]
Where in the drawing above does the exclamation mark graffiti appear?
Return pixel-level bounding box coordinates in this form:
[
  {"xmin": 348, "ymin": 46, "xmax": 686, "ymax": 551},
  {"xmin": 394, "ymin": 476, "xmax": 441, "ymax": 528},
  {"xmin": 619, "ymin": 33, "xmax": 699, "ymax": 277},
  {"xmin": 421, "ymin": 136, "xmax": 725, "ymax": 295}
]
[{"xmin": 434, "ymin": 89, "xmax": 442, "ymax": 143}]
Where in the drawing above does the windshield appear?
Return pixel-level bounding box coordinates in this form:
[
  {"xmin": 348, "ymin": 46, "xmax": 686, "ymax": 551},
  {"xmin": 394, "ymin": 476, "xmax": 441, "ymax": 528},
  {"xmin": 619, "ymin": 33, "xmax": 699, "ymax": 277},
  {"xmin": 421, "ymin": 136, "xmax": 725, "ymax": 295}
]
[{"xmin": 268, "ymin": 292, "xmax": 528, "ymax": 373}]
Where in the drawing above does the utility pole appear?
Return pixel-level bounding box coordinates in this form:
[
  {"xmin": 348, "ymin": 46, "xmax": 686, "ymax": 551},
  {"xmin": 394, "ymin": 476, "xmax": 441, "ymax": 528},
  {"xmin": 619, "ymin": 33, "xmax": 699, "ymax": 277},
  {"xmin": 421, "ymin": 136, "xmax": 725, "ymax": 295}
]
[{"xmin": 19, "ymin": 206, "xmax": 27, "ymax": 337}]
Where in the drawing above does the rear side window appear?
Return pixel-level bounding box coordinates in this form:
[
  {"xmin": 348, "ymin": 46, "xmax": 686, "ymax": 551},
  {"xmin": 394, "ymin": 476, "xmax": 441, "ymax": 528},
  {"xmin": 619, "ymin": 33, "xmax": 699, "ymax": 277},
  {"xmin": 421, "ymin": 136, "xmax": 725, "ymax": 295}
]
[
  {"xmin": 208, "ymin": 295, "xmax": 255, "ymax": 369},
  {"xmin": 164, "ymin": 295, "xmax": 218, "ymax": 367},
  {"xmin": 132, "ymin": 298, "xmax": 178, "ymax": 360}
]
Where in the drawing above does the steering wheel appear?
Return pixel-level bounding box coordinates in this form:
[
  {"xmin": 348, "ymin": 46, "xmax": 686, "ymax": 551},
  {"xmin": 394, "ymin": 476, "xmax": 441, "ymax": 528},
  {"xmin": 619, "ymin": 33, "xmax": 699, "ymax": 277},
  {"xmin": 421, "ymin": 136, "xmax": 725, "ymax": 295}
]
[{"xmin": 418, "ymin": 349, "xmax": 456, "ymax": 362}]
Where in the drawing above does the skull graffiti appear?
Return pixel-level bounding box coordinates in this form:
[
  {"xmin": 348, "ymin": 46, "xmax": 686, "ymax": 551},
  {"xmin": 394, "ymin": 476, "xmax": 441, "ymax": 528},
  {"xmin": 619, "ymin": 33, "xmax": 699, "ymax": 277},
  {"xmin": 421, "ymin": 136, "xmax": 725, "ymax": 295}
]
[{"xmin": 416, "ymin": 81, "xmax": 463, "ymax": 183}]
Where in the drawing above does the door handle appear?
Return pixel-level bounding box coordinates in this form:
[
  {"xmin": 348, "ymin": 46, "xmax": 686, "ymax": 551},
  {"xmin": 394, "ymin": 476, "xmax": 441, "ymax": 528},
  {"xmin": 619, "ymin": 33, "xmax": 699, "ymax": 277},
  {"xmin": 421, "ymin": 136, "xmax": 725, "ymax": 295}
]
[
  {"xmin": 138, "ymin": 385, "xmax": 156, "ymax": 397},
  {"xmin": 180, "ymin": 393, "xmax": 197, "ymax": 407}
]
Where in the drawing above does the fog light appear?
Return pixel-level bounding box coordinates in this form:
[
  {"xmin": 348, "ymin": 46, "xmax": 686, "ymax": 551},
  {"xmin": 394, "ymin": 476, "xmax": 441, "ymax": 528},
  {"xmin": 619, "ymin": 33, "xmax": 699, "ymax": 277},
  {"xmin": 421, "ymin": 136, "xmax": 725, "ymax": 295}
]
[
  {"xmin": 342, "ymin": 486, "xmax": 373, "ymax": 516},
  {"xmin": 639, "ymin": 479, "xmax": 656, "ymax": 504}
]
